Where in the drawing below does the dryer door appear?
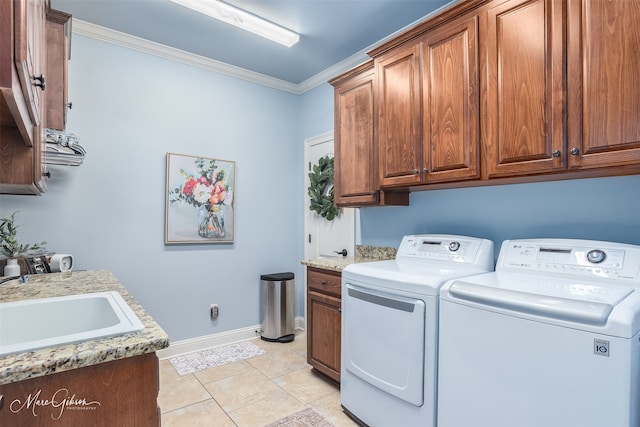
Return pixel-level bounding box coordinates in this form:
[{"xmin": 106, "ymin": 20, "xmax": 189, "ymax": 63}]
[{"xmin": 343, "ymin": 283, "xmax": 426, "ymax": 406}]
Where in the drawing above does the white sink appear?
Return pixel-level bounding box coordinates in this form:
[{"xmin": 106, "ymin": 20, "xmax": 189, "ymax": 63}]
[{"xmin": 0, "ymin": 291, "xmax": 145, "ymax": 356}]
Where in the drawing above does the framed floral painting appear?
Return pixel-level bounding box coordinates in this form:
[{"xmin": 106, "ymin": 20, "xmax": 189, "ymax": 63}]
[{"xmin": 165, "ymin": 153, "xmax": 235, "ymax": 244}]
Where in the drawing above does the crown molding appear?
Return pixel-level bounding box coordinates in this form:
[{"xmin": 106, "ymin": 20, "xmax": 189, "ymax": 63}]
[
  {"xmin": 71, "ymin": 19, "xmax": 382, "ymax": 95},
  {"xmin": 72, "ymin": 19, "xmax": 303, "ymax": 94},
  {"xmin": 72, "ymin": 0, "xmax": 459, "ymax": 96}
]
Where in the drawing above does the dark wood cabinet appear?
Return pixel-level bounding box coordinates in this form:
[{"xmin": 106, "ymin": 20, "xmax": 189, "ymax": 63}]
[
  {"xmin": 0, "ymin": 1, "xmax": 72, "ymax": 195},
  {"xmin": 306, "ymin": 267, "xmax": 342, "ymax": 385},
  {"xmin": 422, "ymin": 13, "xmax": 480, "ymax": 183},
  {"xmin": 331, "ymin": 61, "xmax": 409, "ymax": 207},
  {"xmin": 12, "ymin": 0, "xmax": 46, "ymax": 146},
  {"xmin": 566, "ymin": 0, "xmax": 640, "ymax": 170},
  {"xmin": 0, "ymin": 353, "xmax": 160, "ymax": 426},
  {"xmin": 376, "ymin": 43, "xmax": 423, "ymax": 188},
  {"xmin": 332, "ymin": 0, "xmax": 640, "ymax": 201},
  {"xmin": 482, "ymin": 0, "xmax": 640, "ymax": 177},
  {"xmin": 481, "ymin": 0, "xmax": 564, "ymax": 178},
  {"xmin": 45, "ymin": 8, "xmax": 72, "ymax": 131},
  {"xmin": 331, "ymin": 61, "xmax": 379, "ymax": 206},
  {"xmin": 375, "ymin": 11, "xmax": 480, "ymax": 188},
  {"xmin": 0, "ymin": 0, "xmax": 48, "ymax": 195}
]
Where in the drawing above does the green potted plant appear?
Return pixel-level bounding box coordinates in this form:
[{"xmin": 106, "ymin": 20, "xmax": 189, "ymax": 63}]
[{"xmin": 0, "ymin": 211, "xmax": 46, "ymax": 276}]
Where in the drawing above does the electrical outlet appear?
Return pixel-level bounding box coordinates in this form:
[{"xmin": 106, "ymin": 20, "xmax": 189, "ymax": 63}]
[{"xmin": 210, "ymin": 304, "xmax": 219, "ymax": 320}]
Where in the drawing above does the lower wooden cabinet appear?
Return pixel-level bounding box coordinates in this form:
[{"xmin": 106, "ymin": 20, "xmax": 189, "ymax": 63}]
[
  {"xmin": 306, "ymin": 267, "xmax": 342, "ymax": 385},
  {"xmin": 0, "ymin": 353, "xmax": 160, "ymax": 426}
]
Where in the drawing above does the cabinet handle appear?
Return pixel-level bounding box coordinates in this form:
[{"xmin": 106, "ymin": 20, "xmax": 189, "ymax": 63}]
[
  {"xmin": 413, "ymin": 169, "xmax": 419, "ymax": 175},
  {"xmin": 570, "ymin": 147, "xmax": 580, "ymax": 156},
  {"xmin": 67, "ymin": 102, "xmax": 73, "ymax": 110},
  {"xmin": 43, "ymin": 170, "xmax": 51, "ymax": 178},
  {"xmin": 320, "ymin": 280, "xmax": 327, "ymax": 285},
  {"xmin": 422, "ymin": 168, "xmax": 428, "ymax": 173},
  {"xmin": 32, "ymin": 74, "xmax": 46, "ymax": 91},
  {"xmin": 552, "ymin": 150, "xmax": 561, "ymax": 157}
]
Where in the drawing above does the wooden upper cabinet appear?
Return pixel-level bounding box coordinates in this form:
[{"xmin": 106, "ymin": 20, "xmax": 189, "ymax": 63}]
[
  {"xmin": 15, "ymin": 0, "xmax": 46, "ymax": 132},
  {"xmin": 46, "ymin": 8, "xmax": 72, "ymax": 130},
  {"xmin": 422, "ymin": 14, "xmax": 480, "ymax": 183},
  {"xmin": 1, "ymin": 0, "xmax": 47, "ymax": 147},
  {"xmin": 481, "ymin": 0, "xmax": 564, "ymax": 178},
  {"xmin": 376, "ymin": 43, "xmax": 422, "ymax": 187},
  {"xmin": 566, "ymin": 0, "xmax": 640, "ymax": 169},
  {"xmin": 376, "ymin": 13, "xmax": 480, "ymax": 188},
  {"xmin": 333, "ymin": 0, "xmax": 640, "ymax": 197},
  {"xmin": 0, "ymin": 0, "xmax": 48, "ymax": 195},
  {"xmin": 332, "ymin": 62, "xmax": 378, "ymax": 206}
]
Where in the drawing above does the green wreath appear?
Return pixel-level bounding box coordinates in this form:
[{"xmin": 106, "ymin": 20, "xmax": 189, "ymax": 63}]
[{"xmin": 308, "ymin": 155, "xmax": 340, "ymax": 221}]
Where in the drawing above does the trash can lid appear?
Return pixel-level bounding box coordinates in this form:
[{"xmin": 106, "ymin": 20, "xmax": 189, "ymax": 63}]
[{"xmin": 260, "ymin": 272, "xmax": 294, "ymax": 281}]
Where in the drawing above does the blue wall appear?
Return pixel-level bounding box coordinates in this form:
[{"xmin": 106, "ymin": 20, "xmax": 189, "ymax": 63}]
[
  {"xmin": 359, "ymin": 175, "xmax": 640, "ymax": 252},
  {"xmin": 0, "ymin": 35, "xmax": 305, "ymax": 341}
]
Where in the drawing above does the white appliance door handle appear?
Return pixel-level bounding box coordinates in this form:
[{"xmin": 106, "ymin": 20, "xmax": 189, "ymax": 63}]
[
  {"xmin": 347, "ymin": 286, "xmax": 417, "ymax": 313},
  {"xmin": 448, "ymin": 281, "xmax": 614, "ymax": 325}
]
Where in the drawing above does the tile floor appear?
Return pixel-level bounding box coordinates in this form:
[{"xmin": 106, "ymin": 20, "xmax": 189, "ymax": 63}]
[{"xmin": 158, "ymin": 331, "xmax": 359, "ymax": 427}]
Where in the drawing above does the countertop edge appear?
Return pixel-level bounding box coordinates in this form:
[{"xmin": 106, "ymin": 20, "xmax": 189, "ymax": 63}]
[{"xmin": 301, "ymin": 244, "xmax": 397, "ymax": 272}]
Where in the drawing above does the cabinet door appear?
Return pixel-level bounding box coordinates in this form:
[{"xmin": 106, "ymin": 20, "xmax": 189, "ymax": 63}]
[
  {"xmin": 567, "ymin": 0, "xmax": 640, "ymax": 169},
  {"xmin": 45, "ymin": 9, "xmax": 72, "ymax": 130},
  {"xmin": 0, "ymin": 0, "xmax": 47, "ymax": 195},
  {"xmin": 14, "ymin": 0, "xmax": 46, "ymax": 131},
  {"xmin": 376, "ymin": 43, "xmax": 422, "ymax": 187},
  {"xmin": 307, "ymin": 290, "xmax": 341, "ymax": 383},
  {"xmin": 334, "ymin": 64, "xmax": 378, "ymax": 206},
  {"xmin": 481, "ymin": 0, "xmax": 564, "ymax": 178},
  {"xmin": 422, "ymin": 15, "xmax": 479, "ymax": 183}
]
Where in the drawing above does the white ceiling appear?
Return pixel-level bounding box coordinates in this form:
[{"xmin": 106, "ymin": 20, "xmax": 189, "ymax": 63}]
[{"xmin": 50, "ymin": 0, "xmax": 454, "ymax": 89}]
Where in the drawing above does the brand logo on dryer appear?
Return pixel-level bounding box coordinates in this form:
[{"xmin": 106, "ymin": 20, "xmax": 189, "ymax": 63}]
[{"xmin": 594, "ymin": 339, "xmax": 609, "ymax": 357}]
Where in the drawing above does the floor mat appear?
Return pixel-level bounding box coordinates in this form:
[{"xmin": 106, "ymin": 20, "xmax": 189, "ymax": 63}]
[
  {"xmin": 168, "ymin": 340, "xmax": 266, "ymax": 375},
  {"xmin": 265, "ymin": 407, "xmax": 333, "ymax": 427}
]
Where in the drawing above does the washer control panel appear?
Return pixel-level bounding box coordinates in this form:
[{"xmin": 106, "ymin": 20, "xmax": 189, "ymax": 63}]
[
  {"xmin": 397, "ymin": 234, "xmax": 494, "ymax": 269},
  {"xmin": 498, "ymin": 239, "xmax": 640, "ymax": 281}
]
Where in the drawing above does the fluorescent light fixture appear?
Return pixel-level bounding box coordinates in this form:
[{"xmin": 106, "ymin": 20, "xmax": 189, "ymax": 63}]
[{"xmin": 170, "ymin": 0, "xmax": 300, "ymax": 47}]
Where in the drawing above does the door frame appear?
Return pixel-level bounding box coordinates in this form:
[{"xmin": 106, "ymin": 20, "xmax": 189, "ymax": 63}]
[
  {"xmin": 303, "ymin": 131, "xmax": 356, "ymax": 330},
  {"xmin": 304, "ymin": 132, "xmax": 334, "ymax": 330}
]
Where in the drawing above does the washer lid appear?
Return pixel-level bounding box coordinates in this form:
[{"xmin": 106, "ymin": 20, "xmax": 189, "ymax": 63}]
[{"xmin": 442, "ymin": 271, "xmax": 639, "ymax": 335}]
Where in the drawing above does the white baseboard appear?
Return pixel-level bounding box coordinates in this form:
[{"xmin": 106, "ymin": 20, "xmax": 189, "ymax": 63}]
[
  {"xmin": 295, "ymin": 315, "xmax": 305, "ymax": 330},
  {"xmin": 157, "ymin": 316, "xmax": 306, "ymax": 360}
]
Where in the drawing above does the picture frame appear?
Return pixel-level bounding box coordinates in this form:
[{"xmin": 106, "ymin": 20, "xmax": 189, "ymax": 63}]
[{"xmin": 165, "ymin": 152, "xmax": 236, "ymax": 244}]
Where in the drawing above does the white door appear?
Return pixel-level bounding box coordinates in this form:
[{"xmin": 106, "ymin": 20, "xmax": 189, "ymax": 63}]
[{"xmin": 303, "ymin": 132, "xmax": 355, "ymax": 260}]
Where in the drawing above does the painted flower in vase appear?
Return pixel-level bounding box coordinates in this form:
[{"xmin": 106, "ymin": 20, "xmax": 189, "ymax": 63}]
[{"xmin": 169, "ymin": 157, "xmax": 234, "ymax": 238}]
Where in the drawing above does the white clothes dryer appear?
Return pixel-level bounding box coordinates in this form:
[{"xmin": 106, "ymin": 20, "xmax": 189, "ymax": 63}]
[
  {"xmin": 438, "ymin": 238, "xmax": 640, "ymax": 427},
  {"xmin": 340, "ymin": 234, "xmax": 494, "ymax": 427}
]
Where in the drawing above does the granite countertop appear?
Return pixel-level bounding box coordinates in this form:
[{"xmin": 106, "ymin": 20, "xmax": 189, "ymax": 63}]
[
  {"xmin": 0, "ymin": 269, "xmax": 169, "ymax": 385},
  {"xmin": 301, "ymin": 245, "xmax": 397, "ymax": 272}
]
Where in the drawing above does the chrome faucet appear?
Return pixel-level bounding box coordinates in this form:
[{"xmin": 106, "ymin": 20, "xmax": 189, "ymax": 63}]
[{"xmin": 0, "ymin": 275, "xmax": 29, "ymax": 285}]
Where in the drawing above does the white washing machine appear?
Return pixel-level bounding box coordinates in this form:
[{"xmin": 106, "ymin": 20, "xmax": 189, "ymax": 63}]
[
  {"xmin": 340, "ymin": 234, "xmax": 495, "ymax": 427},
  {"xmin": 438, "ymin": 238, "xmax": 640, "ymax": 427}
]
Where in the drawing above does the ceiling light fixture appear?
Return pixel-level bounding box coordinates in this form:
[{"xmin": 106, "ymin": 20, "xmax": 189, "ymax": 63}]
[{"xmin": 170, "ymin": 0, "xmax": 300, "ymax": 47}]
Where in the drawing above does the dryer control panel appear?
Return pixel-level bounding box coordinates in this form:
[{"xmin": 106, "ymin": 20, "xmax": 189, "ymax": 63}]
[
  {"xmin": 396, "ymin": 234, "xmax": 494, "ymax": 271},
  {"xmin": 498, "ymin": 239, "xmax": 640, "ymax": 281}
]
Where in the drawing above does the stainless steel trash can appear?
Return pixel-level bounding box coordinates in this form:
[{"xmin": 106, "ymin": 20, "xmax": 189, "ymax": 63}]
[{"xmin": 259, "ymin": 272, "xmax": 295, "ymax": 343}]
